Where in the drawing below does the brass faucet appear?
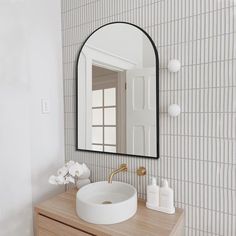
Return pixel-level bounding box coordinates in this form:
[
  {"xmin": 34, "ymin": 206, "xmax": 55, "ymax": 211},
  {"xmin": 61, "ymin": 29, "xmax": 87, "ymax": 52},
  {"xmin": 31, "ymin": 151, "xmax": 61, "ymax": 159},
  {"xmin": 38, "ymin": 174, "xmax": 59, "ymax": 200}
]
[{"xmin": 108, "ymin": 164, "xmax": 128, "ymax": 183}]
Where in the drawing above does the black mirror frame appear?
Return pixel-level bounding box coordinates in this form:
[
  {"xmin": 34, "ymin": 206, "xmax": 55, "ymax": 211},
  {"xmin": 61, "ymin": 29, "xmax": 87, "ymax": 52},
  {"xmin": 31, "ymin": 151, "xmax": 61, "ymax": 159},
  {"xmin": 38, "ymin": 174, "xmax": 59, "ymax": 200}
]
[{"xmin": 75, "ymin": 21, "xmax": 159, "ymax": 159}]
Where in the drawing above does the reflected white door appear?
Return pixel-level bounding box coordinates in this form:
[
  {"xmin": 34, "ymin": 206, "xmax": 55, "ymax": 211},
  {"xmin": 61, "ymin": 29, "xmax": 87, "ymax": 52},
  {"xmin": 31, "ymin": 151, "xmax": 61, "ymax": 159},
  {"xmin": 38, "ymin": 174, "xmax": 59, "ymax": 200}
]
[{"xmin": 126, "ymin": 68, "xmax": 156, "ymax": 156}]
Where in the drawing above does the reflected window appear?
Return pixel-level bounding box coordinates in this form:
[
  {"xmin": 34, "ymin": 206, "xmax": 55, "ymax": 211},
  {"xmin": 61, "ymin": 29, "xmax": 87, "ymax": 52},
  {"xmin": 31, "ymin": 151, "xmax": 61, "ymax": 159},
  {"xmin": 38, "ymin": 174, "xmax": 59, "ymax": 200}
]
[{"xmin": 91, "ymin": 67, "xmax": 118, "ymax": 153}]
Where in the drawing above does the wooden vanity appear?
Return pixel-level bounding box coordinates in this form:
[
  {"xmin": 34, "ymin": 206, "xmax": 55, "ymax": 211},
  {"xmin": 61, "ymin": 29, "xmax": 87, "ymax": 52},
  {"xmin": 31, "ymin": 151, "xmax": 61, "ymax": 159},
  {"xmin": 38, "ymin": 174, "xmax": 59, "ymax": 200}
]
[{"xmin": 35, "ymin": 190, "xmax": 184, "ymax": 236}]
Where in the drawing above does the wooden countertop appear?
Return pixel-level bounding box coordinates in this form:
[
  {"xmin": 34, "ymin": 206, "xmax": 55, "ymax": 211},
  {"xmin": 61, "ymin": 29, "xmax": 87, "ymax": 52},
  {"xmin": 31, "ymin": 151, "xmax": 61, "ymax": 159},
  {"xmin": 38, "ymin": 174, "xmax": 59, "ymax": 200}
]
[{"xmin": 35, "ymin": 190, "xmax": 184, "ymax": 236}]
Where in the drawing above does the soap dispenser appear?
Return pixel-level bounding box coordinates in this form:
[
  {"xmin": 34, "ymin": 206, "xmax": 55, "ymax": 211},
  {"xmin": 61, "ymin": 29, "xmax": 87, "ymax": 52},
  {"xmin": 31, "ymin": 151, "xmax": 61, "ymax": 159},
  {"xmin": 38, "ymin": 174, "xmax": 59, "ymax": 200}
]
[
  {"xmin": 146, "ymin": 177, "xmax": 159, "ymax": 209},
  {"xmin": 159, "ymin": 179, "xmax": 175, "ymax": 214}
]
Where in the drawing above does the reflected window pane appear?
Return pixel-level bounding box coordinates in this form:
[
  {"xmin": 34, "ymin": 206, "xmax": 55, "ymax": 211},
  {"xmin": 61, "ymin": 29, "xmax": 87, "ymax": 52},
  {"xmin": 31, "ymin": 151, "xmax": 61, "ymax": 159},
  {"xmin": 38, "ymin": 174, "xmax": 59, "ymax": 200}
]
[
  {"xmin": 92, "ymin": 127, "xmax": 103, "ymax": 144},
  {"xmin": 104, "ymin": 146, "xmax": 116, "ymax": 153},
  {"xmin": 92, "ymin": 108, "xmax": 103, "ymax": 125},
  {"xmin": 104, "ymin": 108, "xmax": 116, "ymax": 125},
  {"xmin": 92, "ymin": 90, "xmax": 103, "ymax": 107},
  {"xmin": 92, "ymin": 145, "xmax": 103, "ymax": 151},
  {"xmin": 104, "ymin": 127, "xmax": 116, "ymax": 145},
  {"xmin": 104, "ymin": 88, "xmax": 116, "ymax": 106}
]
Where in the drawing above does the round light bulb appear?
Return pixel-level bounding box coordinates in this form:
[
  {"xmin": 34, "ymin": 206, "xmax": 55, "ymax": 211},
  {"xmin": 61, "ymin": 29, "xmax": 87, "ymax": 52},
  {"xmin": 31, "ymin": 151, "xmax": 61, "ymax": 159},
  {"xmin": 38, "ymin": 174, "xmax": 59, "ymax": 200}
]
[
  {"xmin": 168, "ymin": 59, "xmax": 181, "ymax": 73},
  {"xmin": 168, "ymin": 104, "xmax": 181, "ymax": 117}
]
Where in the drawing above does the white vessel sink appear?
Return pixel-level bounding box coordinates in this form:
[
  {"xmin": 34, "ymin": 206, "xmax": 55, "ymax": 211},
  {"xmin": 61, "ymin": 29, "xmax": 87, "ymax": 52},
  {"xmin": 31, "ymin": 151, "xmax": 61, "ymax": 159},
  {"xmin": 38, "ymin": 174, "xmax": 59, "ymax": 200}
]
[{"xmin": 76, "ymin": 181, "xmax": 137, "ymax": 224}]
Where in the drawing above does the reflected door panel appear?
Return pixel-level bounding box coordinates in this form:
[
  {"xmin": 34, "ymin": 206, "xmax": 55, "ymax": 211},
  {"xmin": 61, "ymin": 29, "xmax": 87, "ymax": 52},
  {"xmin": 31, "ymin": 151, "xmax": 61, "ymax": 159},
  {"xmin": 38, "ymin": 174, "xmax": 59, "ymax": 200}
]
[{"xmin": 126, "ymin": 68, "xmax": 156, "ymax": 156}]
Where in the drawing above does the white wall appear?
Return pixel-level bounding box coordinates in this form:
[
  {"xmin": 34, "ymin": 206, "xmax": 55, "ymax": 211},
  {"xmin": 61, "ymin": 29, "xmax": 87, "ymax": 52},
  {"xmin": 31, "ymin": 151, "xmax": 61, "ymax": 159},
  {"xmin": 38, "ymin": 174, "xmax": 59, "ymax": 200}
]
[
  {"xmin": 84, "ymin": 23, "xmax": 155, "ymax": 69},
  {"xmin": 87, "ymin": 23, "xmax": 144, "ymax": 68},
  {"xmin": 143, "ymin": 35, "xmax": 156, "ymax": 68},
  {"xmin": 27, "ymin": 0, "xmax": 65, "ymax": 205},
  {"xmin": 0, "ymin": 1, "xmax": 64, "ymax": 236}
]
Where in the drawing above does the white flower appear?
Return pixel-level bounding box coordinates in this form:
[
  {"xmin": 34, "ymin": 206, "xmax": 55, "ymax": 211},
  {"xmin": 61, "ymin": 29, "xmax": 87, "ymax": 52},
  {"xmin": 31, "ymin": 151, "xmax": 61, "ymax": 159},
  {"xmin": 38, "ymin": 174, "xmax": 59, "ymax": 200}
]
[
  {"xmin": 48, "ymin": 161, "xmax": 90, "ymax": 186},
  {"xmin": 49, "ymin": 175, "xmax": 65, "ymax": 185},
  {"xmin": 48, "ymin": 175, "xmax": 58, "ymax": 185},
  {"xmin": 57, "ymin": 166, "xmax": 68, "ymax": 176},
  {"xmin": 55, "ymin": 175, "xmax": 66, "ymax": 185},
  {"xmin": 65, "ymin": 176, "xmax": 75, "ymax": 184},
  {"xmin": 65, "ymin": 161, "xmax": 75, "ymax": 168},
  {"xmin": 69, "ymin": 162, "xmax": 82, "ymax": 177}
]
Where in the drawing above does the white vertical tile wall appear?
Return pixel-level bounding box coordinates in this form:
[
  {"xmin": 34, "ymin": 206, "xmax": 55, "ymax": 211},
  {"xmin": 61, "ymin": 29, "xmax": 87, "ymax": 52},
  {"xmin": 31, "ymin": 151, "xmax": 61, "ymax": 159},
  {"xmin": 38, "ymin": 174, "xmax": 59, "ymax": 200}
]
[{"xmin": 61, "ymin": 0, "xmax": 236, "ymax": 235}]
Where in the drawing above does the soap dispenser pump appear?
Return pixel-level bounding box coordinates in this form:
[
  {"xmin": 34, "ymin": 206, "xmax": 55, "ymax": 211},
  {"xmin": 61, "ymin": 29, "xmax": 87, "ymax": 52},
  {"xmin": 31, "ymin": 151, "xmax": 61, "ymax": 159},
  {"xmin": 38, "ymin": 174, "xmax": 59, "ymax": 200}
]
[{"xmin": 146, "ymin": 177, "xmax": 159, "ymax": 209}]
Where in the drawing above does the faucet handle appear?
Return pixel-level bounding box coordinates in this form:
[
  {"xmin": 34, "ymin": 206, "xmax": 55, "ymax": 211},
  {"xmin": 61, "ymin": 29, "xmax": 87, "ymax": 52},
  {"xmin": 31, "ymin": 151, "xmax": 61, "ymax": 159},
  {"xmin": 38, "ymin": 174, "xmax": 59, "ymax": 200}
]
[{"xmin": 137, "ymin": 166, "xmax": 146, "ymax": 176}]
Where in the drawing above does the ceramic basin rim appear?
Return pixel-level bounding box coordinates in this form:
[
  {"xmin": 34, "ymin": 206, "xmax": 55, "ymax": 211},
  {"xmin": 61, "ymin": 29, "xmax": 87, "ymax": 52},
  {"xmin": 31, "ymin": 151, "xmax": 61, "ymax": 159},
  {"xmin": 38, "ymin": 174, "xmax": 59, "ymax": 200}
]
[{"xmin": 76, "ymin": 181, "xmax": 137, "ymax": 207}]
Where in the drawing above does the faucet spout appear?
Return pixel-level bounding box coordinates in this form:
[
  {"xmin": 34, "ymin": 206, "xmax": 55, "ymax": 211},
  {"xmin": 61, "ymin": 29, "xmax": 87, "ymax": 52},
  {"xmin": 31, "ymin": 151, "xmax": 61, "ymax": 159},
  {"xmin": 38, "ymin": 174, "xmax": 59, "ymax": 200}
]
[{"xmin": 108, "ymin": 164, "xmax": 128, "ymax": 183}]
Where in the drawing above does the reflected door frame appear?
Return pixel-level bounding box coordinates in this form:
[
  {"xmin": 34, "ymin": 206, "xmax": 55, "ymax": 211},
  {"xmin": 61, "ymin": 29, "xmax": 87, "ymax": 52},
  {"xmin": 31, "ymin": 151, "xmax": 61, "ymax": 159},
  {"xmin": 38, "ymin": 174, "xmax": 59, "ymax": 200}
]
[{"xmin": 78, "ymin": 44, "xmax": 136, "ymax": 151}]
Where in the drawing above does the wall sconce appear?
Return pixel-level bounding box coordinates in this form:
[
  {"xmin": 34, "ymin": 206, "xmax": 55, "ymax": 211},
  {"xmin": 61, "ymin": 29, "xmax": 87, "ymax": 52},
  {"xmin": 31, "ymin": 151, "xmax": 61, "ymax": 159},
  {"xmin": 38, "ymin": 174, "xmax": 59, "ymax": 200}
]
[
  {"xmin": 168, "ymin": 59, "xmax": 181, "ymax": 73},
  {"xmin": 168, "ymin": 104, "xmax": 181, "ymax": 117}
]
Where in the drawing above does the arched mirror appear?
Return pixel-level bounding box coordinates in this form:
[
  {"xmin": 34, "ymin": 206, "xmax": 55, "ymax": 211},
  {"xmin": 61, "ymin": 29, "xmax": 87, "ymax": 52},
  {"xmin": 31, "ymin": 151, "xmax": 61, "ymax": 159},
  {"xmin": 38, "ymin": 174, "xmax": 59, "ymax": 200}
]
[{"xmin": 76, "ymin": 22, "xmax": 159, "ymax": 159}]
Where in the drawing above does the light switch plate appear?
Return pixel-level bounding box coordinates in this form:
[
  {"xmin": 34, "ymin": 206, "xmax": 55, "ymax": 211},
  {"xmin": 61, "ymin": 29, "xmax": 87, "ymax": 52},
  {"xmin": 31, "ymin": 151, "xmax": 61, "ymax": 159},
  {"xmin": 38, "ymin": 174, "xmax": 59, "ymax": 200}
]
[{"xmin": 41, "ymin": 99, "xmax": 50, "ymax": 114}]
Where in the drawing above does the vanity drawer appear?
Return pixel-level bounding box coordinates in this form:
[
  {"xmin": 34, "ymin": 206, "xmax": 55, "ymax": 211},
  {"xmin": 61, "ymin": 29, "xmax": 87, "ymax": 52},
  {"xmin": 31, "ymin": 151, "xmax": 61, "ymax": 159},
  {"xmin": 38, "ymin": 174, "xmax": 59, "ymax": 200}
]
[{"xmin": 37, "ymin": 214, "xmax": 92, "ymax": 236}]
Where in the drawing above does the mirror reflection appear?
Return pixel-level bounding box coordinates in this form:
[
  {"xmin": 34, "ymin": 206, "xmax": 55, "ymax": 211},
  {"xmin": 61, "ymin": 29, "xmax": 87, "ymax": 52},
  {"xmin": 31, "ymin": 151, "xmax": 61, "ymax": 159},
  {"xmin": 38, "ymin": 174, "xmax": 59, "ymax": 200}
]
[{"xmin": 77, "ymin": 22, "xmax": 159, "ymax": 158}]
